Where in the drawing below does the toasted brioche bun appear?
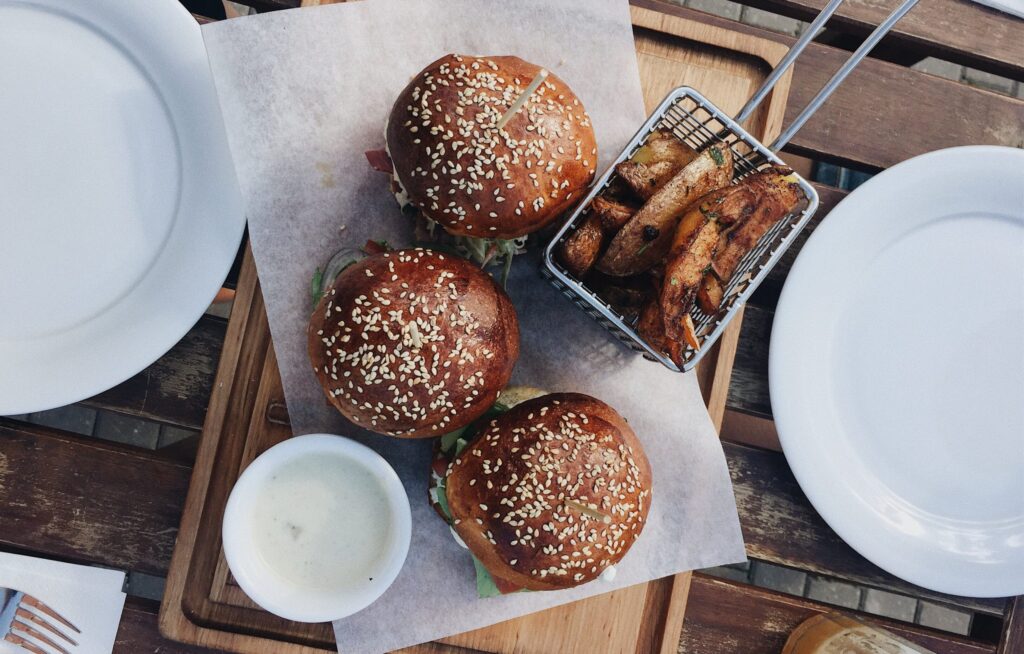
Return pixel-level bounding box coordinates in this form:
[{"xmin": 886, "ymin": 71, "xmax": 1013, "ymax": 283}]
[
  {"xmin": 386, "ymin": 54, "xmax": 597, "ymax": 239},
  {"xmin": 308, "ymin": 248, "xmax": 519, "ymax": 438},
  {"xmin": 446, "ymin": 393, "xmax": 652, "ymax": 590}
]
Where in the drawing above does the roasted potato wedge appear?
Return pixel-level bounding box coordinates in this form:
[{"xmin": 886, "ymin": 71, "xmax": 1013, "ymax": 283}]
[
  {"xmin": 597, "ymin": 145, "xmax": 734, "ymax": 277},
  {"xmin": 591, "ymin": 196, "xmax": 635, "ymax": 232},
  {"xmin": 615, "ymin": 161, "xmax": 671, "ymax": 200},
  {"xmin": 636, "ymin": 296, "xmax": 697, "ymax": 365},
  {"xmin": 631, "ymin": 130, "xmax": 697, "ymax": 166},
  {"xmin": 616, "ymin": 134, "xmax": 698, "ymax": 201},
  {"xmin": 712, "ymin": 167, "xmax": 802, "ymax": 281},
  {"xmin": 660, "ymin": 212, "xmax": 720, "ymax": 341},
  {"xmin": 696, "ymin": 274, "xmax": 725, "ymax": 314},
  {"xmin": 636, "ymin": 296, "xmax": 682, "ymax": 365},
  {"xmin": 558, "ymin": 213, "xmax": 604, "ymax": 278}
]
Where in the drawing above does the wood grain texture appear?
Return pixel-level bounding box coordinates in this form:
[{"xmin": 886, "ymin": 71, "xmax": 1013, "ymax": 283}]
[
  {"xmin": 83, "ymin": 315, "xmax": 227, "ymax": 431},
  {"xmin": 721, "ymin": 408, "xmax": 780, "ymax": 450},
  {"xmin": 680, "ymin": 573, "xmax": 996, "ymax": 654},
  {"xmin": 784, "ymin": 45, "xmax": 1024, "ymax": 170},
  {"xmin": 997, "ymin": 597, "xmax": 1024, "ymax": 654},
  {"xmin": 633, "ymin": 0, "xmax": 1024, "ymax": 171},
  {"xmin": 739, "ymin": 0, "xmax": 1024, "ymax": 79},
  {"xmin": 117, "ymin": 598, "xmax": 219, "ymax": 653},
  {"xmin": 725, "ymin": 304, "xmax": 774, "ymax": 419},
  {"xmin": 0, "ymin": 420, "xmax": 190, "ymax": 576}
]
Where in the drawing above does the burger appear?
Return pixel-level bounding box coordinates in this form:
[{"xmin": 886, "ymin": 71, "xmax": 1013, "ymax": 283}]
[
  {"xmin": 366, "ymin": 54, "xmax": 598, "ymax": 277},
  {"xmin": 429, "ymin": 390, "xmax": 652, "ymax": 595},
  {"xmin": 308, "ymin": 247, "xmax": 519, "ymax": 438}
]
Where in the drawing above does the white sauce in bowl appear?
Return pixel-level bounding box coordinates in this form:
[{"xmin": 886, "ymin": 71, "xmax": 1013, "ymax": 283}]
[{"xmin": 251, "ymin": 452, "xmax": 393, "ymax": 591}]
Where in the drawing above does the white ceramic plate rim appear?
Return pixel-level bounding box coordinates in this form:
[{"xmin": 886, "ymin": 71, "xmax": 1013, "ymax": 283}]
[
  {"xmin": 222, "ymin": 434, "xmax": 413, "ymax": 623},
  {"xmin": 770, "ymin": 145, "xmax": 1024, "ymax": 598},
  {"xmin": 0, "ymin": 0, "xmax": 245, "ymax": 414}
]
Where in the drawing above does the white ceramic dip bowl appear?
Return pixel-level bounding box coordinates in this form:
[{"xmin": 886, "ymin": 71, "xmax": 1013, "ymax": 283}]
[{"xmin": 222, "ymin": 433, "xmax": 411, "ymax": 622}]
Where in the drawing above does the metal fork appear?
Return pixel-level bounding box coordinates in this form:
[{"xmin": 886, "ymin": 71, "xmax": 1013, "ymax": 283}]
[{"xmin": 1, "ymin": 589, "xmax": 80, "ymax": 654}]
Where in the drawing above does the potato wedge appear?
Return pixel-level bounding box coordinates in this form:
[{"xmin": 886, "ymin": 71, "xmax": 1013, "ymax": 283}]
[
  {"xmin": 597, "ymin": 145, "xmax": 734, "ymax": 277},
  {"xmin": 712, "ymin": 167, "xmax": 802, "ymax": 281},
  {"xmin": 636, "ymin": 297, "xmax": 683, "ymax": 365},
  {"xmin": 615, "ymin": 131, "xmax": 698, "ymax": 201},
  {"xmin": 632, "ymin": 130, "xmax": 697, "ymax": 166},
  {"xmin": 696, "ymin": 274, "xmax": 724, "ymax": 314},
  {"xmin": 660, "ymin": 214, "xmax": 720, "ymax": 341},
  {"xmin": 615, "ymin": 161, "xmax": 673, "ymax": 200},
  {"xmin": 636, "ymin": 296, "xmax": 697, "ymax": 365},
  {"xmin": 558, "ymin": 213, "xmax": 604, "ymax": 278},
  {"xmin": 591, "ymin": 196, "xmax": 635, "ymax": 233}
]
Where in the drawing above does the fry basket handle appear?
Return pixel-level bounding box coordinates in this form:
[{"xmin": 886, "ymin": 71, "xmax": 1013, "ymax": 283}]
[{"xmin": 732, "ymin": 0, "xmax": 921, "ymax": 153}]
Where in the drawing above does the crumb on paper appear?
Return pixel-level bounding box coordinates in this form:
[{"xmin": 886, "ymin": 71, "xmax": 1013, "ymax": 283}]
[{"xmin": 315, "ymin": 161, "xmax": 337, "ymax": 188}]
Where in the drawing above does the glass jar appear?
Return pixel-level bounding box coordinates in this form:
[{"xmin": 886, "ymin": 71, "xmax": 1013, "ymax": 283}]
[{"xmin": 782, "ymin": 613, "xmax": 936, "ymax": 654}]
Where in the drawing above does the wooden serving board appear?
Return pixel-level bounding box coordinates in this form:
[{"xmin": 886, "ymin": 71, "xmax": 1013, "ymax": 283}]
[{"xmin": 159, "ymin": 5, "xmax": 793, "ymax": 653}]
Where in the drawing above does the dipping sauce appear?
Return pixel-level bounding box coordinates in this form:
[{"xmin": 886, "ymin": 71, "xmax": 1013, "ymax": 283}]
[{"xmin": 251, "ymin": 452, "xmax": 393, "ymax": 591}]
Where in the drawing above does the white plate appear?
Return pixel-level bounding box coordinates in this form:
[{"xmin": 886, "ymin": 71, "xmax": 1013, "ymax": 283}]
[
  {"xmin": 0, "ymin": 0, "xmax": 244, "ymax": 414},
  {"xmin": 770, "ymin": 146, "xmax": 1024, "ymax": 598}
]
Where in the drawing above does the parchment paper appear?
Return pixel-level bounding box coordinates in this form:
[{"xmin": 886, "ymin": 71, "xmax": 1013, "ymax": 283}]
[{"xmin": 201, "ymin": 2, "xmax": 745, "ymax": 651}]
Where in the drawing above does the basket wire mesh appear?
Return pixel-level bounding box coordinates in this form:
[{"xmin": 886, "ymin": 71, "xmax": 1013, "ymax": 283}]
[{"xmin": 542, "ymin": 87, "xmax": 819, "ymax": 372}]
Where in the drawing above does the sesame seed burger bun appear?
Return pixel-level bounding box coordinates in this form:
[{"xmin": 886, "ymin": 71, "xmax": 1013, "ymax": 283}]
[
  {"xmin": 446, "ymin": 393, "xmax": 652, "ymax": 590},
  {"xmin": 308, "ymin": 248, "xmax": 519, "ymax": 438},
  {"xmin": 386, "ymin": 54, "xmax": 597, "ymax": 240}
]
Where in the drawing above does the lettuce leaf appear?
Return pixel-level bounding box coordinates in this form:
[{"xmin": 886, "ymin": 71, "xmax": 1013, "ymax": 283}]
[
  {"xmin": 432, "ymin": 398, "xmax": 528, "ymax": 598},
  {"xmin": 435, "ymin": 482, "xmax": 452, "ymax": 522},
  {"xmin": 473, "ymin": 555, "xmax": 506, "ymax": 599}
]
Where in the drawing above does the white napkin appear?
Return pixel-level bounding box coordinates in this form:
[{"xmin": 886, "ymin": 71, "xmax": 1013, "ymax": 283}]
[{"xmin": 0, "ymin": 552, "xmax": 126, "ymax": 654}]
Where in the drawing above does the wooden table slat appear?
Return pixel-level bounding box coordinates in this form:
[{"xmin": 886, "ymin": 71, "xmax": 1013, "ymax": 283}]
[
  {"xmin": 726, "ymin": 304, "xmax": 775, "ymax": 419},
  {"xmin": 740, "ymin": 0, "xmax": 1024, "ymax": 79},
  {"xmin": 680, "ymin": 573, "xmax": 996, "ymax": 653},
  {"xmin": 117, "ymin": 598, "xmax": 218, "ymax": 654},
  {"xmin": 635, "ymin": 0, "xmax": 1024, "ymax": 171},
  {"xmin": 0, "ymin": 420, "xmax": 190, "ymax": 576},
  {"xmin": 998, "ymin": 597, "xmax": 1024, "ymax": 653}
]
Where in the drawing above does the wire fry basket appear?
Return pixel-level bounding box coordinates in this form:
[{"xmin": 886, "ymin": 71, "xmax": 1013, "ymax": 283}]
[
  {"xmin": 541, "ymin": 0, "xmax": 918, "ymax": 372},
  {"xmin": 543, "ymin": 87, "xmax": 818, "ymax": 372}
]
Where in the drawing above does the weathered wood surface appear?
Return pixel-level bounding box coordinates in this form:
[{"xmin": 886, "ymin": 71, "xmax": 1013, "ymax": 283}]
[
  {"xmin": 83, "ymin": 315, "xmax": 227, "ymax": 432},
  {"xmin": 742, "ymin": 0, "xmax": 1024, "ymax": 79},
  {"xmin": 726, "ymin": 304, "xmax": 775, "ymax": 419},
  {"xmin": 251, "ymin": 0, "xmax": 1024, "ymax": 79},
  {"xmin": 784, "ymin": 48, "xmax": 1024, "ymax": 170},
  {"xmin": 0, "ymin": 420, "xmax": 190, "ymax": 576},
  {"xmin": 680, "ymin": 574, "xmax": 997, "ymax": 653},
  {"xmin": 998, "ymin": 597, "xmax": 1024, "ymax": 654},
  {"xmin": 117, "ymin": 598, "xmax": 219, "ymax": 653},
  {"xmin": 634, "ymin": 0, "xmax": 1024, "ymax": 171}
]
